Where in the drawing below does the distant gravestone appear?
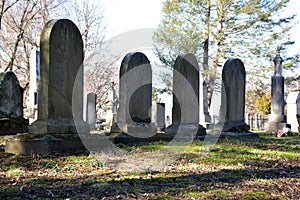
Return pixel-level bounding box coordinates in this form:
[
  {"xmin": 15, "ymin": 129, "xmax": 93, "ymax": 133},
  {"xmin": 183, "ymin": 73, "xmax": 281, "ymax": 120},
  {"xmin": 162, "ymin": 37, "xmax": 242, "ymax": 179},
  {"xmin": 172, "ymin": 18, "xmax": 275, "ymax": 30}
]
[
  {"xmin": 114, "ymin": 52, "xmax": 155, "ymax": 137},
  {"xmin": 0, "ymin": 72, "xmax": 28, "ymax": 134},
  {"xmin": 86, "ymin": 93, "xmax": 96, "ymax": 129},
  {"xmin": 286, "ymin": 92, "xmax": 300, "ymax": 132},
  {"xmin": 166, "ymin": 53, "xmax": 206, "ymax": 136},
  {"xmin": 215, "ymin": 58, "xmax": 250, "ymax": 132},
  {"xmin": 152, "ymin": 102, "xmax": 165, "ymax": 131},
  {"xmin": 6, "ymin": 19, "xmax": 88, "ymax": 155},
  {"xmin": 265, "ymin": 47, "xmax": 289, "ymax": 133}
]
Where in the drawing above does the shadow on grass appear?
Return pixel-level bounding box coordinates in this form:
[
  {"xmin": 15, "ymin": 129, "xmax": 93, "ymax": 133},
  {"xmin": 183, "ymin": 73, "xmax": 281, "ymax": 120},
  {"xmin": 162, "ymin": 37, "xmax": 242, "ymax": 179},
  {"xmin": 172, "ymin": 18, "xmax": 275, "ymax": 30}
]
[{"xmin": 1, "ymin": 163, "xmax": 299, "ymax": 198}]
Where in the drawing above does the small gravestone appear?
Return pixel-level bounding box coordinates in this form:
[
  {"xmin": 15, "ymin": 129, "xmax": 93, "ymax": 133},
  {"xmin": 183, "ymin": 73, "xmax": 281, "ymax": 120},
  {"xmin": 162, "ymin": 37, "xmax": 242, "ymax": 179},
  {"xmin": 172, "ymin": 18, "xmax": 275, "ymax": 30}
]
[
  {"xmin": 86, "ymin": 93, "xmax": 97, "ymax": 129},
  {"xmin": 113, "ymin": 52, "xmax": 156, "ymax": 137},
  {"xmin": 152, "ymin": 102, "xmax": 165, "ymax": 131},
  {"xmin": 166, "ymin": 53, "xmax": 206, "ymax": 136},
  {"xmin": 265, "ymin": 47, "xmax": 290, "ymax": 133},
  {"xmin": 6, "ymin": 19, "xmax": 88, "ymax": 155},
  {"xmin": 215, "ymin": 58, "xmax": 250, "ymax": 133},
  {"xmin": 286, "ymin": 91, "xmax": 300, "ymax": 132},
  {"xmin": 0, "ymin": 72, "xmax": 28, "ymax": 135}
]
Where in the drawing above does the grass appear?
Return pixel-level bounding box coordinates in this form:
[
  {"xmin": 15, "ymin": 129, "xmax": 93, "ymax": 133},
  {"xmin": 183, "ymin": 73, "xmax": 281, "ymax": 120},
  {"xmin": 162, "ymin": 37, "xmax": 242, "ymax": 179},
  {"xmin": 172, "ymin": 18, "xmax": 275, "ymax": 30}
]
[{"xmin": 0, "ymin": 132, "xmax": 300, "ymax": 199}]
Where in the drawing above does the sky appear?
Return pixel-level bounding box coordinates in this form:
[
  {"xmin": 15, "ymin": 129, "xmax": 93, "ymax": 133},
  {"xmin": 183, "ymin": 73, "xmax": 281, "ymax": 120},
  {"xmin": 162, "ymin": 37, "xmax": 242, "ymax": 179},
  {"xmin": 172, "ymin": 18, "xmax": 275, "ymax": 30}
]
[{"xmin": 103, "ymin": 0, "xmax": 163, "ymax": 38}]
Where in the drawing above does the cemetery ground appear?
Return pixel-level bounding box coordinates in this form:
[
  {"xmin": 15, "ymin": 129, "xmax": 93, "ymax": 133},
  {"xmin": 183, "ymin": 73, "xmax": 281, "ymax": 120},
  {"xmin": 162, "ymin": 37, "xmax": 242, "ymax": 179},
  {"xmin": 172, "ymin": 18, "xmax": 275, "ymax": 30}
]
[{"xmin": 0, "ymin": 132, "xmax": 300, "ymax": 199}]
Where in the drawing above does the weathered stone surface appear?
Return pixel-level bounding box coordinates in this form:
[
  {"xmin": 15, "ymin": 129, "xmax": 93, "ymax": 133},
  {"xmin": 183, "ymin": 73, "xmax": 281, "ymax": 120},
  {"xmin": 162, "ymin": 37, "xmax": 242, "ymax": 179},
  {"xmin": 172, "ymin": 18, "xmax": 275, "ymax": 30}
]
[
  {"xmin": 0, "ymin": 72, "xmax": 24, "ymax": 118},
  {"xmin": 152, "ymin": 102, "xmax": 165, "ymax": 131},
  {"xmin": 118, "ymin": 52, "xmax": 152, "ymax": 124},
  {"xmin": 86, "ymin": 93, "xmax": 96, "ymax": 129},
  {"xmin": 0, "ymin": 72, "xmax": 28, "ymax": 134},
  {"xmin": 215, "ymin": 58, "xmax": 249, "ymax": 133},
  {"xmin": 115, "ymin": 52, "xmax": 155, "ymax": 137},
  {"xmin": 29, "ymin": 19, "xmax": 87, "ymax": 135},
  {"xmin": 166, "ymin": 53, "xmax": 206, "ymax": 136},
  {"xmin": 6, "ymin": 19, "xmax": 88, "ymax": 155}
]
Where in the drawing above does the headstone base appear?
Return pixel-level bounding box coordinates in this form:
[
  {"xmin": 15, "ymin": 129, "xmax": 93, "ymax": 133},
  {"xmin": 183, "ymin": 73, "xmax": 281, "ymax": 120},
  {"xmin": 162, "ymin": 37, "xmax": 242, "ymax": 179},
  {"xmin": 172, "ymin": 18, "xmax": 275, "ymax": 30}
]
[
  {"xmin": 264, "ymin": 122, "xmax": 290, "ymax": 134},
  {"xmin": 5, "ymin": 133, "xmax": 87, "ymax": 155},
  {"xmin": 214, "ymin": 121, "xmax": 250, "ymax": 132},
  {"xmin": 29, "ymin": 119, "xmax": 89, "ymax": 134},
  {"xmin": 110, "ymin": 122, "xmax": 157, "ymax": 138},
  {"xmin": 0, "ymin": 118, "xmax": 29, "ymax": 135},
  {"xmin": 165, "ymin": 124, "xmax": 206, "ymax": 136},
  {"xmin": 218, "ymin": 131, "xmax": 259, "ymax": 139}
]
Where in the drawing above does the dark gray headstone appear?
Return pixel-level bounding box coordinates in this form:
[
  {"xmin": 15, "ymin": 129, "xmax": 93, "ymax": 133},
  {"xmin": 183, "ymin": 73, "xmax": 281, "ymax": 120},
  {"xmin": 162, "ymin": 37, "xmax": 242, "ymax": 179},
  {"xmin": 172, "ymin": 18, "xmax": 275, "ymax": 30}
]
[
  {"xmin": 29, "ymin": 19, "xmax": 85, "ymax": 134},
  {"xmin": 0, "ymin": 72, "xmax": 23, "ymax": 118},
  {"xmin": 265, "ymin": 49, "xmax": 289, "ymax": 133},
  {"xmin": 217, "ymin": 58, "xmax": 249, "ymax": 132},
  {"xmin": 118, "ymin": 52, "xmax": 152, "ymax": 124},
  {"xmin": 166, "ymin": 53, "xmax": 205, "ymax": 136},
  {"xmin": 114, "ymin": 52, "xmax": 156, "ymax": 136},
  {"xmin": 0, "ymin": 72, "xmax": 28, "ymax": 135},
  {"xmin": 6, "ymin": 19, "xmax": 88, "ymax": 155}
]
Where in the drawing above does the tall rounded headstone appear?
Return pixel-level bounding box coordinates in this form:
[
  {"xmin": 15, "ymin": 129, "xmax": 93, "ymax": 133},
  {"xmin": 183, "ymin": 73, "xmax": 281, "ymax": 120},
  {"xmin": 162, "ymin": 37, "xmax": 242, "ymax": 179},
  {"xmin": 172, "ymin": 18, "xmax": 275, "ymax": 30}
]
[
  {"xmin": 114, "ymin": 52, "xmax": 156, "ymax": 137},
  {"xmin": 216, "ymin": 58, "xmax": 250, "ymax": 132},
  {"xmin": 166, "ymin": 53, "xmax": 206, "ymax": 136},
  {"xmin": 6, "ymin": 19, "xmax": 88, "ymax": 155}
]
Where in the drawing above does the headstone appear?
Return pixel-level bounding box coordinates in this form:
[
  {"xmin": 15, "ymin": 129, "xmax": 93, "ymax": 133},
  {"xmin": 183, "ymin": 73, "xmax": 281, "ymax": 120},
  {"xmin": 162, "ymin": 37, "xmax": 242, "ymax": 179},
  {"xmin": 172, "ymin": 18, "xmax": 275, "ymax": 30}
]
[
  {"xmin": 113, "ymin": 52, "xmax": 156, "ymax": 137},
  {"xmin": 215, "ymin": 58, "xmax": 250, "ymax": 132},
  {"xmin": 86, "ymin": 93, "xmax": 96, "ymax": 129},
  {"xmin": 265, "ymin": 46, "xmax": 290, "ymax": 133},
  {"xmin": 152, "ymin": 102, "xmax": 165, "ymax": 131},
  {"xmin": 0, "ymin": 72, "xmax": 28, "ymax": 135},
  {"xmin": 166, "ymin": 53, "xmax": 206, "ymax": 136},
  {"xmin": 6, "ymin": 19, "xmax": 88, "ymax": 155},
  {"xmin": 286, "ymin": 92, "xmax": 300, "ymax": 132},
  {"xmin": 27, "ymin": 47, "xmax": 40, "ymax": 122},
  {"xmin": 199, "ymin": 73, "xmax": 211, "ymax": 128}
]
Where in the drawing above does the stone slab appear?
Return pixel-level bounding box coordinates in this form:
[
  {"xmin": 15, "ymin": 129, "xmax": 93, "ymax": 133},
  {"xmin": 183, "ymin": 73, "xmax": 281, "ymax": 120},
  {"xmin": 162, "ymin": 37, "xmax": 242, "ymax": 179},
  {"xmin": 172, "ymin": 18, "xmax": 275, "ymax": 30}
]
[{"xmin": 5, "ymin": 133, "xmax": 86, "ymax": 155}]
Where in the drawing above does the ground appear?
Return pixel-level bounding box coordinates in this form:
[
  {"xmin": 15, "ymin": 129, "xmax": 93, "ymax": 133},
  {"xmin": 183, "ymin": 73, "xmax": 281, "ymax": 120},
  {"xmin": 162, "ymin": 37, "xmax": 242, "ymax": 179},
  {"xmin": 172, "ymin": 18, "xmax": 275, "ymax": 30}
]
[{"xmin": 0, "ymin": 132, "xmax": 299, "ymax": 199}]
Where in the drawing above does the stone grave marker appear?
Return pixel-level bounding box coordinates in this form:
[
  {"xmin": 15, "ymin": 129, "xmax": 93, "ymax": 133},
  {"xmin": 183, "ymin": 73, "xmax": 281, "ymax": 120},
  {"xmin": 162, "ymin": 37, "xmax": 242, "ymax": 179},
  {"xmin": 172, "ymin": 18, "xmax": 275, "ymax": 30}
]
[
  {"xmin": 166, "ymin": 53, "xmax": 206, "ymax": 136},
  {"xmin": 265, "ymin": 46, "xmax": 290, "ymax": 133},
  {"xmin": 215, "ymin": 58, "xmax": 250, "ymax": 132},
  {"xmin": 86, "ymin": 93, "xmax": 96, "ymax": 129},
  {"xmin": 0, "ymin": 72, "xmax": 28, "ymax": 135},
  {"xmin": 113, "ymin": 52, "xmax": 156, "ymax": 137},
  {"xmin": 6, "ymin": 19, "xmax": 88, "ymax": 155}
]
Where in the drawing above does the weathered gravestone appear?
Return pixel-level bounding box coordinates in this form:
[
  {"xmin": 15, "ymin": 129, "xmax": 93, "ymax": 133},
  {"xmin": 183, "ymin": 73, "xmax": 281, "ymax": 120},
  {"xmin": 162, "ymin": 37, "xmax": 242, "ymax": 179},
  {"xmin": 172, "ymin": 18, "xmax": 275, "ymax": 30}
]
[
  {"xmin": 215, "ymin": 58, "xmax": 250, "ymax": 133},
  {"xmin": 86, "ymin": 93, "xmax": 96, "ymax": 129},
  {"xmin": 152, "ymin": 102, "xmax": 165, "ymax": 131},
  {"xmin": 0, "ymin": 72, "xmax": 28, "ymax": 135},
  {"xmin": 265, "ymin": 46, "xmax": 290, "ymax": 133},
  {"xmin": 6, "ymin": 19, "xmax": 88, "ymax": 155},
  {"xmin": 166, "ymin": 53, "xmax": 206, "ymax": 136},
  {"xmin": 112, "ymin": 52, "xmax": 156, "ymax": 137},
  {"xmin": 286, "ymin": 92, "xmax": 300, "ymax": 132}
]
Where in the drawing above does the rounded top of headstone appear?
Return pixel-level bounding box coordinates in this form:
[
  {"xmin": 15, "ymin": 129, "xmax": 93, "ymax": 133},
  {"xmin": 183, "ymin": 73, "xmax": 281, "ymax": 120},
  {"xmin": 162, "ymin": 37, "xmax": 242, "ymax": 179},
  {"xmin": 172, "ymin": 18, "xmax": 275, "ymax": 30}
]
[
  {"xmin": 174, "ymin": 53, "xmax": 199, "ymax": 71},
  {"xmin": 222, "ymin": 58, "xmax": 245, "ymax": 74},
  {"xmin": 119, "ymin": 52, "xmax": 150, "ymax": 77},
  {"xmin": 0, "ymin": 71, "xmax": 20, "ymax": 87},
  {"xmin": 40, "ymin": 19, "xmax": 82, "ymax": 47}
]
